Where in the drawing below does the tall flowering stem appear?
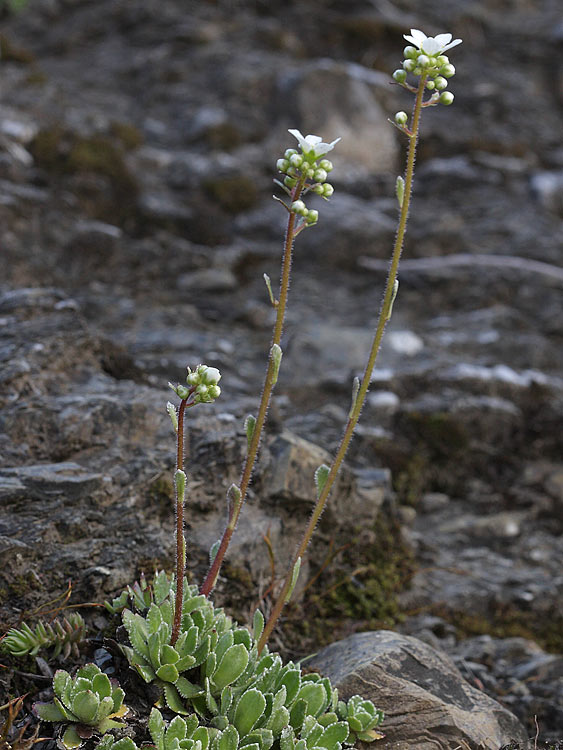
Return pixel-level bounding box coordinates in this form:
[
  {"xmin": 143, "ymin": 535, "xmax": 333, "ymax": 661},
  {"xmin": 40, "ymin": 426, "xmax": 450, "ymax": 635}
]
[
  {"xmin": 171, "ymin": 398, "xmax": 187, "ymax": 645},
  {"xmin": 258, "ymin": 74, "xmax": 432, "ymax": 653},
  {"xmin": 199, "ymin": 178, "xmax": 305, "ymax": 597}
]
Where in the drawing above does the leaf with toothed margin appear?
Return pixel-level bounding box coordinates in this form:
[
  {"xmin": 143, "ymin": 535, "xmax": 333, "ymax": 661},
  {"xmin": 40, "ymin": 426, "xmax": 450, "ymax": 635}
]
[
  {"xmin": 252, "ymin": 610, "xmax": 264, "ymax": 643},
  {"xmin": 183, "ymin": 594, "xmax": 207, "ymax": 614},
  {"xmin": 205, "ymin": 678, "xmax": 218, "ymax": 715},
  {"xmin": 159, "ymin": 600, "xmax": 174, "ymax": 628},
  {"xmin": 156, "ymin": 663, "xmax": 179, "ymax": 683},
  {"xmin": 212, "ymin": 644, "xmax": 249, "ymax": 691},
  {"xmin": 33, "ymin": 701, "xmax": 66, "ymax": 722},
  {"xmin": 216, "ymin": 725, "xmax": 239, "ymax": 750},
  {"xmin": 280, "ymin": 727, "xmax": 295, "ymax": 750},
  {"xmin": 167, "ymin": 715, "xmax": 189, "ymax": 747},
  {"xmin": 176, "ymin": 654, "xmax": 196, "ymax": 672},
  {"xmin": 153, "ymin": 571, "xmax": 172, "ymax": 605},
  {"xmin": 54, "ymin": 697, "xmax": 78, "ymax": 722},
  {"xmin": 147, "ymin": 603, "xmax": 163, "ymax": 633},
  {"xmin": 175, "ymin": 676, "xmax": 204, "ymax": 699},
  {"xmin": 233, "ymin": 689, "xmax": 266, "ymax": 736},
  {"xmin": 163, "ymin": 683, "xmax": 189, "ymax": 715},
  {"xmin": 148, "ymin": 632, "xmax": 162, "ymax": 670},
  {"xmin": 214, "ymin": 632, "xmax": 234, "ymax": 667},
  {"xmin": 149, "ymin": 707, "xmax": 165, "ymax": 750},
  {"xmin": 53, "ymin": 670, "xmax": 71, "ymax": 701},
  {"xmin": 122, "ymin": 610, "xmax": 150, "ymax": 661},
  {"xmin": 61, "ymin": 726, "xmax": 82, "ymax": 750}
]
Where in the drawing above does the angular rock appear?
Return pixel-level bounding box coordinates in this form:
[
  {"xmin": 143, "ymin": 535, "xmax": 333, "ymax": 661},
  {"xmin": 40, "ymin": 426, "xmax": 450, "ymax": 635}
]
[{"xmin": 308, "ymin": 630, "xmax": 527, "ymax": 750}]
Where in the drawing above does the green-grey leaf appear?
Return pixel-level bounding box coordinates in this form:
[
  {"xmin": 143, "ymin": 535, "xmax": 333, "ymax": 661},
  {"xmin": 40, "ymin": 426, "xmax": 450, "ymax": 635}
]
[
  {"xmin": 176, "ymin": 676, "xmax": 204, "ymax": 699},
  {"xmin": 314, "ymin": 464, "xmax": 330, "ymax": 499},
  {"xmin": 298, "ymin": 683, "xmax": 327, "ymax": 718},
  {"xmin": 166, "ymin": 715, "xmax": 188, "ymax": 750},
  {"xmin": 284, "ymin": 558, "xmax": 301, "ymax": 604},
  {"xmin": 154, "ymin": 571, "xmax": 172, "ymax": 605},
  {"xmin": 149, "ymin": 707, "xmax": 166, "ymax": 750},
  {"xmin": 122, "ymin": 610, "xmax": 149, "ymax": 660},
  {"xmin": 216, "ymin": 725, "xmax": 239, "ymax": 750},
  {"xmin": 96, "ymin": 696, "xmax": 115, "ymax": 723},
  {"xmin": 61, "ymin": 725, "xmax": 82, "ymax": 750},
  {"xmin": 111, "ymin": 740, "xmax": 139, "ymax": 750},
  {"xmin": 111, "ymin": 686, "xmax": 125, "ymax": 714},
  {"xmin": 395, "ymin": 175, "xmax": 405, "ymax": 208},
  {"xmin": 318, "ymin": 721, "xmax": 350, "ymax": 748},
  {"xmin": 244, "ymin": 414, "xmax": 256, "ymax": 452},
  {"xmin": 33, "ymin": 701, "xmax": 66, "ymax": 722},
  {"xmin": 279, "ymin": 727, "xmax": 295, "ymax": 750},
  {"xmin": 161, "ymin": 644, "xmax": 180, "ymax": 664},
  {"xmin": 269, "ymin": 344, "xmax": 282, "ymax": 386},
  {"xmin": 163, "ymin": 683, "xmax": 189, "ymax": 715},
  {"xmin": 193, "ymin": 727, "xmax": 210, "ymax": 750},
  {"xmin": 234, "ymin": 689, "xmax": 266, "ymax": 736},
  {"xmin": 92, "ymin": 672, "xmax": 111, "ymax": 700},
  {"xmin": 252, "ymin": 610, "xmax": 264, "ymax": 642},
  {"xmin": 278, "ymin": 669, "xmax": 300, "ymax": 704},
  {"xmin": 53, "ymin": 670, "xmax": 71, "ymax": 701},
  {"xmin": 267, "ymin": 706, "xmax": 290, "ymax": 736},
  {"xmin": 156, "ymin": 663, "xmax": 179, "ymax": 683},
  {"xmin": 72, "ymin": 690, "xmax": 99, "ymax": 723},
  {"xmin": 212, "ymin": 644, "xmax": 249, "ymax": 690},
  {"xmin": 215, "ymin": 632, "xmax": 234, "ymax": 666},
  {"xmin": 289, "ymin": 699, "xmax": 307, "ymax": 730},
  {"xmin": 77, "ymin": 664, "xmax": 101, "ymax": 681}
]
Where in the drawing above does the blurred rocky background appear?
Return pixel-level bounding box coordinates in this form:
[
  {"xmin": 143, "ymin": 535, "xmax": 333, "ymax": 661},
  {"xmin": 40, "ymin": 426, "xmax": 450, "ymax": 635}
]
[{"xmin": 0, "ymin": 0, "xmax": 562, "ymax": 747}]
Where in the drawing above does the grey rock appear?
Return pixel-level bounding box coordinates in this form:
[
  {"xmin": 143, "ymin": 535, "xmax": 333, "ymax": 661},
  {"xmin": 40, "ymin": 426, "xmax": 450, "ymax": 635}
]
[
  {"xmin": 308, "ymin": 631, "xmax": 527, "ymax": 750},
  {"xmin": 0, "ymin": 462, "xmax": 103, "ymax": 501},
  {"xmin": 177, "ymin": 268, "xmax": 238, "ymax": 293}
]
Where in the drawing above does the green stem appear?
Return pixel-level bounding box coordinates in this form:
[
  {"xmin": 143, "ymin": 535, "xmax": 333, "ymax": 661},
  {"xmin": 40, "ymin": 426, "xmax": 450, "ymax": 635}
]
[
  {"xmin": 257, "ymin": 78, "xmax": 427, "ymax": 653},
  {"xmin": 171, "ymin": 398, "xmax": 187, "ymax": 645},
  {"xmin": 200, "ymin": 178, "xmax": 305, "ymax": 597}
]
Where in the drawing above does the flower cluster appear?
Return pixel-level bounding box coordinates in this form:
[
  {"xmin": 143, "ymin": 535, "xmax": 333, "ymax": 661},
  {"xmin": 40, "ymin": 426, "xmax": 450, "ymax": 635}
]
[
  {"xmin": 274, "ymin": 130, "xmax": 339, "ymax": 227},
  {"xmin": 392, "ymin": 29, "xmax": 461, "ymax": 108},
  {"xmin": 169, "ymin": 365, "xmax": 222, "ymax": 404}
]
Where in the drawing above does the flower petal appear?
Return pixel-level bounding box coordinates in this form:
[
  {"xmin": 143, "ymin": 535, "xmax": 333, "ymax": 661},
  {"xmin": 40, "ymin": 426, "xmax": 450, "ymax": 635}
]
[
  {"xmin": 421, "ymin": 38, "xmax": 441, "ymax": 55},
  {"xmin": 434, "ymin": 33, "xmax": 453, "ymax": 46},
  {"xmin": 288, "ymin": 129, "xmax": 306, "ymax": 146},
  {"xmin": 442, "ymin": 38, "xmax": 462, "ymax": 52}
]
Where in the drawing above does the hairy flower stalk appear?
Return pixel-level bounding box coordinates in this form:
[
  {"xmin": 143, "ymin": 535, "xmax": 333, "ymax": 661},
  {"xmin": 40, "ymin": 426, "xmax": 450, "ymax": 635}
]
[
  {"xmin": 199, "ymin": 178, "xmax": 305, "ymax": 597},
  {"xmin": 200, "ymin": 132, "xmax": 339, "ymax": 596},
  {"xmin": 258, "ymin": 30, "xmax": 461, "ymax": 651}
]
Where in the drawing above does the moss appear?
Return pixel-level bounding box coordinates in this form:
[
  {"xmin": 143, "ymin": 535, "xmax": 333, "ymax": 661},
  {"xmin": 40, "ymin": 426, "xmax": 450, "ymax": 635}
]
[
  {"xmin": 436, "ymin": 604, "xmax": 563, "ymax": 655},
  {"xmin": 203, "ymin": 174, "xmax": 259, "ymax": 214},
  {"xmin": 281, "ymin": 510, "xmax": 416, "ymax": 659}
]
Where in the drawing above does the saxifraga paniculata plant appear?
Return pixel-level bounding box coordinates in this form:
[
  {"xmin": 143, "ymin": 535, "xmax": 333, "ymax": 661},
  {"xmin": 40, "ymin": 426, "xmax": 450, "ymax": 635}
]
[{"xmin": 22, "ymin": 28, "xmax": 462, "ymax": 750}]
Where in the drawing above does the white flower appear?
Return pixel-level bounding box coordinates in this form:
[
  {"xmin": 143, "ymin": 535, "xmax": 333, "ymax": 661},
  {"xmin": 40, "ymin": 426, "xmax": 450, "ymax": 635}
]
[
  {"xmin": 288, "ymin": 129, "xmax": 341, "ymax": 157},
  {"xmin": 403, "ymin": 29, "xmax": 462, "ymax": 56}
]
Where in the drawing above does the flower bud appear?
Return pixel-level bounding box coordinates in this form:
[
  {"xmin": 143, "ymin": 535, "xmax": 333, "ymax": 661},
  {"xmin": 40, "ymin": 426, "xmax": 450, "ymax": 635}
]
[
  {"xmin": 284, "ymin": 175, "xmax": 297, "ymax": 188},
  {"xmin": 319, "ymin": 159, "xmax": 333, "ymax": 172},
  {"xmin": 187, "ymin": 370, "xmax": 199, "ymax": 386},
  {"xmin": 313, "ymin": 184, "xmax": 324, "ymax": 195},
  {"xmin": 395, "ymin": 111, "xmax": 408, "ymax": 126},
  {"xmin": 426, "ymin": 80, "xmax": 436, "ymax": 90},
  {"xmin": 439, "ymin": 91, "xmax": 454, "ymax": 105},
  {"xmin": 290, "ymin": 200, "xmax": 307, "ymax": 215},
  {"xmin": 286, "ymin": 165, "xmax": 297, "ymax": 177},
  {"xmin": 403, "ymin": 58, "xmax": 416, "ymax": 72},
  {"xmin": 284, "ymin": 148, "xmax": 298, "ymax": 159},
  {"xmin": 417, "ymin": 54, "xmax": 430, "ymax": 67},
  {"xmin": 440, "ymin": 63, "xmax": 456, "ymax": 78},
  {"xmin": 306, "ymin": 209, "xmax": 319, "ymax": 224},
  {"xmin": 314, "ymin": 168, "xmax": 327, "ymax": 183},
  {"xmin": 276, "ymin": 158, "xmax": 289, "ymax": 172},
  {"xmin": 196, "ymin": 384, "xmax": 209, "ymax": 397},
  {"xmin": 200, "ymin": 366, "xmax": 221, "ymax": 386},
  {"xmin": 208, "ymin": 385, "xmax": 221, "ymax": 399},
  {"xmin": 392, "ymin": 69, "xmax": 407, "ymax": 84},
  {"xmin": 176, "ymin": 384, "xmax": 190, "ymax": 399},
  {"xmin": 289, "ymin": 153, "xmax": 303, "ymax": 168},
  {"xmin": 413, "ymin": 66, "xmax": 422, "ymax": 76},
  {"xmin": 403, "ymin": 45, "xmax": 418, "ymax": 59},
  {"xmin": 436, "ymin": 55, "xmax": 449, "ymax": 67},
  {"xmin": 434, "ymin": 76, "xmax": 447, "ymax": 90},
  {"xmin": 306, "ymin": 167, "xmax": 315, "ymax": 179},
  {"xmin": 322, "ymin": 183, "xmax": 334, "ymax": 197}
]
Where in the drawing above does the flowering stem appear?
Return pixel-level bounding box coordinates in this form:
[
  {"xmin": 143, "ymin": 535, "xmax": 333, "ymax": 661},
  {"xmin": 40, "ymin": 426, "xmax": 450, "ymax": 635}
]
[
  {"xmin": 171, "ymin": 398, "xmax": 187, "ymax": 645},
  {"xmin": 199, "ymin": 177, "xmax": 306, "ymax": 597},
  {"xmin": 257, "ymin": 77, "xmax": 427, "ymax": 653}
]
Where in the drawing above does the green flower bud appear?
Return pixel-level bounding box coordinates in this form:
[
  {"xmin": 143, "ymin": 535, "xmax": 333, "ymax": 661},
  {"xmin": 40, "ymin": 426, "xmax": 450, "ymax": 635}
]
[
  {"xmin": 394, "ymin": 111, "xmax": 408, "ymax": 126},
  {"xmin": 284, "ymin": 176, "xmax": 297, "ymax": 188},
  {"xmin": 440, "ymin": 63, "xmax": 456, "ymax": 78},
  {"xmin": 187, "ymin": 371, "xmax": 199, "ymax": 386},
  {"xmin": 417, "ymin": 54, "xmax": 430, "ymax": 67},
  {"xmin": 290, "ymin": 200, "xmax": 307, "ymax": 215},
  {"xmin": 403, "ymin": 45, "xmax": 418, "ymax": 59},
  {"xmin": 392, "ymin": 69, "xmax": 407, "ymax": 84},
  {"xmin": 319, "ymin": 159, "xmax": 333, "ymax": 172},
  {"xmin": 208, "ymin": 385, "xmax": 221, "ymax": 399},
  {"xmin": 284, "ymin": 148, "xmax": 298, "ymax": 159},
  {"xmin": 306, "ymin": 167, "xmax": 315, "ymax": 179},
  {"xmin": 403, "ymin": 58, "xmax": 416, "ymax": 72},
  {"xmin": 313, "ymin": 184, "xmax": 324, "ymax": 195},
  {"xmin": 200, "ymin": 366, "xmax": 221, "ymax": 386},
  {"xmin": 176, "ymin": 384, "xmax": 190, "ymax": 399},
  {"xmin": 439, "ymin": 91, "xmax": 454, "ymax": 105},
  {"xmin": 434, "ymin": 76, "xmax": 448, "ymax": 90},
  {"xmin": 289, "ymin": 153, "xmax": 303, "ymax": 168},
  {"xmin": 306, "ymin": 209, "xmax": 319, "ymax": 224},
  {"xmin": 436, "ymin": 55, "xmax": 449, "ymax": 67},
  {"xmin": 286, "ymin": 165, "xmax": 297, "ymax": 177},
  {"xmin": 413, "ymin": 66, "xmax": 422, "ymax": 76},
  {"xmin": 426, "ymin": 80, "xmax": 436, "ymax": 90},
  {"xmin": 196, "ymin": 384, "xmax": 209, "ymax": 398},
  {"xmin": 322, "ymin": 183, "xmax": 334, "ymax": 197},
  {"xmin": 276, "ymin": 158, "xmax": 289, "ymax": 172},
  {"xmin": 314, "ymin": 168, "xmax": 327, "ymax": 182}
]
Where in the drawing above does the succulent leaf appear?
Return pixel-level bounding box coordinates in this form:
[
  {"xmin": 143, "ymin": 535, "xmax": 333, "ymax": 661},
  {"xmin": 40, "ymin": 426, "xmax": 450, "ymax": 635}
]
[
  {"xmin": 234, "ymin": 689, "xmax": 266, "ymax": 736},
  {"xmin": 163, "ymin": 683, "xmax": 190, "ymax": 715},
  {"xmin": 92, "ymin": 672, "xmax": 112, "ymax": 700},
  {"xmin": 212, "ymin": 644, "xmax": 249, "ymax": 691},
  {"xmin": 157, "ymin": 663, "xmax": 180, "ymax": 683},
  {"xmin": 33, "ymin": 701, "xmax": 67, "ymax": 722},
  {"xmin": 149, "ymin": 707, "xmax": 166, "ymax": 750},
  {"xmin": 62, "ymin": 725, "xmax": 82, "ymax": 749},
  {"xmin": 73, "ymin": 691, "xmax": 99, "ymax": 723}
]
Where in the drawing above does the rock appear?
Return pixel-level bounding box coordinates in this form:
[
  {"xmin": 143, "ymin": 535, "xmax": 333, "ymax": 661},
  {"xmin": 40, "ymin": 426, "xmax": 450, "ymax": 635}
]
[
  {"xmin": 278, "ymin": 59, "xmax": 398, "ymax": 176},
  {"xmin": 177, "ymin": 268, "xmax": 238, "ymax": 293},
  {"xmin": 531, "ymin": 170, "xmax": 563, "ymax": 216},
  {"xmin": 308, "ymin": 630, "xmax": 527, "ymax": 750}
]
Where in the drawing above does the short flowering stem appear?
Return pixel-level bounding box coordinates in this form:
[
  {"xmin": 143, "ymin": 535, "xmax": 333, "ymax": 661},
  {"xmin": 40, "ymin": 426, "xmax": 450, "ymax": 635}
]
[
  {"xmin": 171, "ymin": 397, "xmax": 187, "ymax": 646},
  {"xmin": 199, "ymin": 177, "xmax": 306, "ymax": 597},
  {"xmin": 257, "ymin": 77, "xmax": 427, "ymax": 653}
]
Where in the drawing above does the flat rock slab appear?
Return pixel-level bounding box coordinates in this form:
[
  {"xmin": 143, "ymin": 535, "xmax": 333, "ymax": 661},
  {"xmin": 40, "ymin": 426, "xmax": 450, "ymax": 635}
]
[{"xmin": 308, "ymin": 630, "xmax": 528, "ymax": 750}]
